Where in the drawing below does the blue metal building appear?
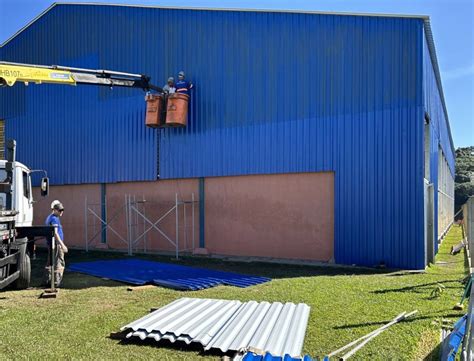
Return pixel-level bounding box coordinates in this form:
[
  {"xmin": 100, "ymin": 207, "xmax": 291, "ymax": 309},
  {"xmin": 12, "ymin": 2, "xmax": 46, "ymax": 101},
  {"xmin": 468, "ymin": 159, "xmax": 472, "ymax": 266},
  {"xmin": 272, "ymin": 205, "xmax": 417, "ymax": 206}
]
[{"xmin": 0, "ymin": 4, "xmax": 455, "ymax": 269}]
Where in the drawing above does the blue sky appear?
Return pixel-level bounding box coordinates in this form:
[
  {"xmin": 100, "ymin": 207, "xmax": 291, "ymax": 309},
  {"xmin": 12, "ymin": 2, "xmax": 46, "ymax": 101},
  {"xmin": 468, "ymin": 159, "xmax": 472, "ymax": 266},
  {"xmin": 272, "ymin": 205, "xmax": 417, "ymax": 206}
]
[{"xmin": 1, "ymin": 0, "xmax": 473, "ymax": 148}]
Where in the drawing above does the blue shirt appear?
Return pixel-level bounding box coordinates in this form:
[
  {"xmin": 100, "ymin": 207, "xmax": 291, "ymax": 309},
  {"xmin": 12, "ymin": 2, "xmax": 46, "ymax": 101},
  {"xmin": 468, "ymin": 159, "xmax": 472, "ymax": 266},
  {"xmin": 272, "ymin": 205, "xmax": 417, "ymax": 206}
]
[
  {"xmin": 175, "ymin": 80, "xmax": 193, "ymax": 96},
  {"xmin": 45, "ymin": 213, "xmax": 63, "ymax": 246}
]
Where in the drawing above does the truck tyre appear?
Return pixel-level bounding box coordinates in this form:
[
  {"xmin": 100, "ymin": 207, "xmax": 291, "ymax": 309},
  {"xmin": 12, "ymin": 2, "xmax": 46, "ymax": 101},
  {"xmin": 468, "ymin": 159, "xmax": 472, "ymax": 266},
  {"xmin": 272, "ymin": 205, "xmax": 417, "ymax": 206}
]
[{"xmin": 15, "ymin": 243, "xmax": 31, "ymax": 290}]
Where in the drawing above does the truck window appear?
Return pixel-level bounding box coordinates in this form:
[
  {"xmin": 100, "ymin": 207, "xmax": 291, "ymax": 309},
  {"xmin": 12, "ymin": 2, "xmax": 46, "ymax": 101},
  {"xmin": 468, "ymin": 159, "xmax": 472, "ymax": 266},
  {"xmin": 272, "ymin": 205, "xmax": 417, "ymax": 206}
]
[{"xmin": 22, "ymin": 171, "xmax": 30, "ymax": 200}]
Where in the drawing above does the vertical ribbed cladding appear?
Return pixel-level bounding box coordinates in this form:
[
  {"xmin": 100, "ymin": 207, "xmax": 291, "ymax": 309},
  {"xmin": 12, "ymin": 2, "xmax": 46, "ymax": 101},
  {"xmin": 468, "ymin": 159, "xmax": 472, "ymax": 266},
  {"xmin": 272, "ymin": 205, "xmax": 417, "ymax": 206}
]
[
  {"xmin": 0, "ymin": 4, "xmax": 441, "ymax": 268},
  {"xmin": 422, "ymin": 30, "xmax": 455, "ymax": 252},
  {"xmin": 3, "ymin": 4, "xmax": 158, "ymax": 186}
]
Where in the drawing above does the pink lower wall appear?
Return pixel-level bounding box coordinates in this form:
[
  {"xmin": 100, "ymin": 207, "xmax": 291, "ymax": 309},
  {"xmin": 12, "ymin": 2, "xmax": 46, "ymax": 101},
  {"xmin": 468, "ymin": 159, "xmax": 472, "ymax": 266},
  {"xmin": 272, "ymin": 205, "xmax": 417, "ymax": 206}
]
[
  {"xmin": 32, "ymin": 172, "xmax": 334, "ymax": 262},
  {"xmin": 32, "ymin": 184, "xmax": 101, "ymax": 247},
  {"xmin": 105, "ymin": 180, "xmax": 199, "ymax": 253},
  {"xmin": 205, "ymin": 173, "xmax": 334, "ymax": 261}
]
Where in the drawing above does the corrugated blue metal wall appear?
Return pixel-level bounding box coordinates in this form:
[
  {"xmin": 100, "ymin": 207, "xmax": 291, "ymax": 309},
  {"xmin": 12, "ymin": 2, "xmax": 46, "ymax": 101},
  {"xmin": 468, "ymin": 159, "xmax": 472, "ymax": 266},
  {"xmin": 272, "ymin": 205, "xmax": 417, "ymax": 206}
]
[
  {"xmin": 422, "ymin": 31, "xmax": 456, "ymax": 250},
  {"xmin": 0, "ymin": 6, "xmax": 158, "ymax": 184},
  {"xmin": 0, "ymin": 5, "xmax": 430, "ymax": 268}
]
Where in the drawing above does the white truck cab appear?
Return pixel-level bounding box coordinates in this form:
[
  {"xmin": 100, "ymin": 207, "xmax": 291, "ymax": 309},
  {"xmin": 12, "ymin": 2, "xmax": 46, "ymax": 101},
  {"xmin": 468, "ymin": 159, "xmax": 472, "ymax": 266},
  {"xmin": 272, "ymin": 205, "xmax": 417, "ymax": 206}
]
[
  {"xmin": 0, "ymin": 140, "xmax": 50, "ymax": 291},
  {"xmin": 0, "ymin": 160, "xmax": 34, "ymax": 227}
]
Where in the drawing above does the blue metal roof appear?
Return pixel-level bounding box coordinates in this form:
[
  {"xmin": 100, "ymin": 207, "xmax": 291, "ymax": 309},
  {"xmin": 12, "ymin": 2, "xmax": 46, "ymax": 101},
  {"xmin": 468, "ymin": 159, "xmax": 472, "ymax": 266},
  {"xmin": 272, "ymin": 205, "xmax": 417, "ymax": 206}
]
[
  {"xmin": 68, "ymin": 259, "xmax": 270, "ymax": 290},
  {"xmin": 0, "ymin": 4, "xmax": 455, "ymax": 269}
]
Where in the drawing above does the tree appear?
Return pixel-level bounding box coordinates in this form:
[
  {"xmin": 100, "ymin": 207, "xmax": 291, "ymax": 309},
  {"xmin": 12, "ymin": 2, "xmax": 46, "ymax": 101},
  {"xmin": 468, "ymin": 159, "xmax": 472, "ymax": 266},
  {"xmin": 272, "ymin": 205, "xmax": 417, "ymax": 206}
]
[{"xmin": 455, "ymin": 146, "xmax": 474, "ymax": 210}]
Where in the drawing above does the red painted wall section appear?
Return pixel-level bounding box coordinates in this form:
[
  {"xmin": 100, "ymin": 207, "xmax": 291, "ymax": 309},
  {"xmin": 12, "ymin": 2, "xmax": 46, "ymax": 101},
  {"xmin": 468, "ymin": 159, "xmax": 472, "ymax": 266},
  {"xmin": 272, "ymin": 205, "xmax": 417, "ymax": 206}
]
[
  {"xmin": 204, "ymin": 173, "xmax": 334, "ymax": 262},
  {"xmin": 32, "ymin": 173, "xmax": 334, "ymax": 262},
  {"xmin": 105, "ymin": 180, "xmax": 199, "ymax": 253},
  {"xmin": 32, "ymin": 184, "xmax": 101, "ymax": 247}
]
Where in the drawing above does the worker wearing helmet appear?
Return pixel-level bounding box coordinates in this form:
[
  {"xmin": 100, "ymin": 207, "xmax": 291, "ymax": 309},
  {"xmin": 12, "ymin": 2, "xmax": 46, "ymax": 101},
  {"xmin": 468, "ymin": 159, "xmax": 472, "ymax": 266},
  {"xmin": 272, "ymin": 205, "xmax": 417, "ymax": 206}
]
[
  {"xmin": 163, "ymin": 77, "xmax": 176, "ymax": 95},
  {"xmin": 175, "ymin": 71, "xmax": 194, "ymax": 96},
  {"xmin": 44, "ymin": 200, "xmax": 68, "ymax": 287}
]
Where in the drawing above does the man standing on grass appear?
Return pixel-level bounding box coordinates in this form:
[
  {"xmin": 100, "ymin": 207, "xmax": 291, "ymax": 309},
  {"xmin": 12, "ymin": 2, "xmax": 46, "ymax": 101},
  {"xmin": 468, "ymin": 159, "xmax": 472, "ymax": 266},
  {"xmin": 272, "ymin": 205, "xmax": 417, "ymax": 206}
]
[{"xmin": 44, "ymin": 200, "xmax": 68, "ymax": 287}]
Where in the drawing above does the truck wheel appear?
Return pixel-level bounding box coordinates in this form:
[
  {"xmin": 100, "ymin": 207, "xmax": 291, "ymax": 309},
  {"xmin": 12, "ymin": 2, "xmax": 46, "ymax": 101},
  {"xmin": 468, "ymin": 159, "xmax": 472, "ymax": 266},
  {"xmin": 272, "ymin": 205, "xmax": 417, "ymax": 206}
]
[{"xmin": 15, "ymin": 250, "xmax": 31, "ymax": 290}]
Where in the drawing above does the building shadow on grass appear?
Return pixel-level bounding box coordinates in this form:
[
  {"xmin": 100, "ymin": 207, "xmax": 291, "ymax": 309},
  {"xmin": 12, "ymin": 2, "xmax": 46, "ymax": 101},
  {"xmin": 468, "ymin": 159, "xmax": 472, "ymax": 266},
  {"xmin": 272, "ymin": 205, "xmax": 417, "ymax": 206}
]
[
  {"xmin": 28, "ymin": 249, "xmax": 124, "ymax": 290},
  {"xmin": 371, "ymin": 280, "xmax": 461, "ymax": 295}
]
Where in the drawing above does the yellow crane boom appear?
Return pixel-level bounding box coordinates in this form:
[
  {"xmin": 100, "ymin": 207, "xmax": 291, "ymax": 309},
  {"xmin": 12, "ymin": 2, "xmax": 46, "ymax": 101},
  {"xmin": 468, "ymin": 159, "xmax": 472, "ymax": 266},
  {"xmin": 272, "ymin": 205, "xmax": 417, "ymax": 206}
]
[{"xmin": 0, "ymin": 61, "xmax": 162, "ymax": 92}]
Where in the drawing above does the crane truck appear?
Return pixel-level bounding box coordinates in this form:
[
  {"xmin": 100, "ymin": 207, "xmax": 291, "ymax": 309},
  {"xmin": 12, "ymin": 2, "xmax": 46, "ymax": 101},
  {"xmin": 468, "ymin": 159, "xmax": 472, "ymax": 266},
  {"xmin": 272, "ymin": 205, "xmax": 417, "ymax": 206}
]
[{"xmin": 0, "ymin": 61, "xmax": 163, "ymax": 290}]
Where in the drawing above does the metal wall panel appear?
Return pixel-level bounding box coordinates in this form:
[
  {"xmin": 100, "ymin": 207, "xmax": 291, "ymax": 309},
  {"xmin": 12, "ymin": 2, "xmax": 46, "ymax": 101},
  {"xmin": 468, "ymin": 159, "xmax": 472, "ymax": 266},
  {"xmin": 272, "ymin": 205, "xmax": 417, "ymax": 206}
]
[
  {"xmin": 0, "ymin": 5, "xmax": 432, "ymax": 268},
  {"xmin": 422, "ymin": 33, "xmax": 456, "ymax": 250},
  {"xmin": 0, "ymin": 5, "xmax": 158, "ymax": 185}
]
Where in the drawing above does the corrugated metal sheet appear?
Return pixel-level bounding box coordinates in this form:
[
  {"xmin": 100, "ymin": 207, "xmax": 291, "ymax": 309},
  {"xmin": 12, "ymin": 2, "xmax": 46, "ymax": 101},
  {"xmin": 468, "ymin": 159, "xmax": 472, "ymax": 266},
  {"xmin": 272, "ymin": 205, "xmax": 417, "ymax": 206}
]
[
  {"xmin": 235, "ymin": 351, "xmax": 314, "ymax": 361},
  {"xmin": 422, "ymin": 27, "xmax": 455, "ymax": 252},
  {"xmin": 0, "ymin": 4, "xmax": 430, "ymax": 268},
  {"xmin": 121, "ymin": 297, "xmax": 310, "ymax": 357},
  {"xmin": 68, "ymin": 259, "xmax": 270, "ymax": 290}
]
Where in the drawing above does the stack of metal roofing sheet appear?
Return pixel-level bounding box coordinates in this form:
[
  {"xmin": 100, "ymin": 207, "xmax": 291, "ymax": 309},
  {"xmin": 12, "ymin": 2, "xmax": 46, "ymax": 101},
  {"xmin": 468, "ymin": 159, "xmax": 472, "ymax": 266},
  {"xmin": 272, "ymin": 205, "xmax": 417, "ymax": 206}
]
[
  {"xmin": 121, "ymin": 297, "xmax": 310, "ymax": 357},
  {"xmin": 69, "ymin": 259, "xmax": 270, "ymax": 290}
]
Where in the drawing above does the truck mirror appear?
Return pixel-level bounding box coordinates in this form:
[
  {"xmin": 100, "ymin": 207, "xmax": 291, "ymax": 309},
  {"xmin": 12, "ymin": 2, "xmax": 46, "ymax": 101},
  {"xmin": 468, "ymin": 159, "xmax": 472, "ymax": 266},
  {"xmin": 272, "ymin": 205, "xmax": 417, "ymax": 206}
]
[{"xmin": 40, "ymin": 177, "xmax": 49, "ymax": 197}]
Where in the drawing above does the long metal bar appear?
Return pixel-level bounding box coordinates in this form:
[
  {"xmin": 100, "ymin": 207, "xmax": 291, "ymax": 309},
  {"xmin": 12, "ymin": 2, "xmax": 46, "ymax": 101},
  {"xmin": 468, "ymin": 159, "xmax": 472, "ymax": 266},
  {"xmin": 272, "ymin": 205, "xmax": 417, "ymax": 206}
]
[
  {"xmin": 84, "ymin": 196, "xmax": 88, "ymax": 252},
  {"xmin": 88, "ymin": 207, "xmax": 128, "ymax": 244},
  {"xmin": 192, "ymin": 193, "xmax": 195, "ymax": 251},
  {"xmin": 136, "ymin": 205, "xmax": 177, "ymax": 231},
  {"xmin": 143, "ymin": 195, "xmax": 147, "ymax": 253},
  {"xmin": 130, "ymin": 205, "xmax": 177, "ymax": 247},
  {"xmin": 92, "ymin": 203, "xmax": 97, "ymax": 243},
  {"xmin": 176, "ymin": 193, "xmax": 179, "ymax": 260},
  {"xmin": 134, "ymin": 195, "xmax": 138, "ymax": 251},
  {"xmin": 125, "ymin": 195, "xmax": 130, "ymax": 255},
  {"xmin": 50, "ymin": 233, "xmax": 55, "ymax": 290},
  {"xmin": 184, "ymin": 196, "xmax": 187, "ymax": 252},
  {"xmin": 338, "ymin": 311, "xmax": 417, "ymax": 360},
  {"xmin": 128, "ymin": 194, "xmax": 132, "ymax": 256},
  {"xmin": 328, "ymin": 312, "xmax": 407, "ymax": 357}
]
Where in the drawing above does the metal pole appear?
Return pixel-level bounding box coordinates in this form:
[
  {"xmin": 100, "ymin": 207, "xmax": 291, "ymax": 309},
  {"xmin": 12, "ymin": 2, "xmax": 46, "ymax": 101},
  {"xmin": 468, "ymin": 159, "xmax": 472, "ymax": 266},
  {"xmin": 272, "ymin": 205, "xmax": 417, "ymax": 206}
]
[
  {"xmin": 175, "ymin": 193, "xmax": 179, "ymax": 260},
  {"xmin": 50, "ymin": 233, "xmax": 56, "ymax": 290},
  {"xmin": 125, "ymin": 194, "xmax": 131, "ymax": 256},
  {"xmin": 85, "ymin": 196, "xmax": 88, "ymax": 252},
  {"xmin": 133, "ymin": 195, "xmax": 138, "ymax": 252},
  {"xmin": 143, "ymin": 195, "xmax": 147, "ymax": 253},
  {"xmin": 128, "ymin": 195, "xmax": 133, "ymax": 256},
  {"xmin": 92, "ymin": 203, "xmax": 96, "ymax": 243},
  {"xmin": 192, "ymin": 193, "xmax": 195, "ymax": 252},
  {"xmin": 184, "ymin": 197, "xmax": 187, "ymax": 251}
]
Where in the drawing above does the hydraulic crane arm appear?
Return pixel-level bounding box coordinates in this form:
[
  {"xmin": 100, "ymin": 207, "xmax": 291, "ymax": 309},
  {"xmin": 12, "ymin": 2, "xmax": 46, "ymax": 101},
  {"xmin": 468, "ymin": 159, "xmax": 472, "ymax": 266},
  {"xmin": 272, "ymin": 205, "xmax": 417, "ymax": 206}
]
[{"xmin": 0, "ymin": 61, "xmax": 162, "ymax": 92}]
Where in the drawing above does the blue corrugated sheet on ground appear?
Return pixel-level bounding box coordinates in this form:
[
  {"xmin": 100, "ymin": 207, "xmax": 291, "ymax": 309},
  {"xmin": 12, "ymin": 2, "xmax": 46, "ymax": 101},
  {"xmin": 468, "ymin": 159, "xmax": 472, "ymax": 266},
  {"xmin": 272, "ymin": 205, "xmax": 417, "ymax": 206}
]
[
  {"xmin": 242, "ymin": 351, "xmax": 313, "ymax": 361},
  {"xmin": 68, "ymin": 259, "xmax": 270, "ymax": 290},
  {"xmin": 441, "ymin": 315, "xmax": 467, "ymax": 361}
]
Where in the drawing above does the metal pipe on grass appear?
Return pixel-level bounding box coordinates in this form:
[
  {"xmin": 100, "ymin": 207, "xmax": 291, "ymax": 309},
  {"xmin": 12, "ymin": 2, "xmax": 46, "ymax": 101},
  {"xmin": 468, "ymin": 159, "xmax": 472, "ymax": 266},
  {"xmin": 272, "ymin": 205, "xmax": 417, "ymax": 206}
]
[{"xmin": 339, "ymin": 311, "xmax": 418, "ymax": 360}]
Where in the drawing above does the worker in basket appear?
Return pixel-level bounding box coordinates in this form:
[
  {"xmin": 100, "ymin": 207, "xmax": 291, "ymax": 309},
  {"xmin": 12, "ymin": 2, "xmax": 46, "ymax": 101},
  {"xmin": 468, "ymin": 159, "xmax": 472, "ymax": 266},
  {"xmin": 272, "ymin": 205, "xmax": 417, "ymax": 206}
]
[{"xmin": 175, "ymin": 71, "xmax": 194, "ymax": 96}]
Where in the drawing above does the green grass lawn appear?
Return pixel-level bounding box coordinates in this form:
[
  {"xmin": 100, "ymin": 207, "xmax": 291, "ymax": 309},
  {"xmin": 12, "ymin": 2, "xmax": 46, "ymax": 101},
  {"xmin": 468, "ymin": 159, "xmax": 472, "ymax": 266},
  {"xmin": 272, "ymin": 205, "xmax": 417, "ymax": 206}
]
[{"xmin": 0, "ymin": 225, "xmax": 468, "ymax": 360}]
